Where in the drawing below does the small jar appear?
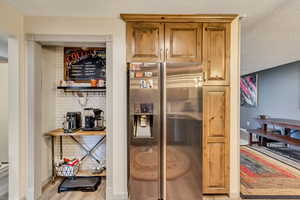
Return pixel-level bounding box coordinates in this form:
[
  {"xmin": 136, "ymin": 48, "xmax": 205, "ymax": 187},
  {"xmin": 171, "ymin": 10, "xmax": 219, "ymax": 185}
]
[{"xmin": 90, "ymin": 79, "xmax": 98, "ymax": 87}]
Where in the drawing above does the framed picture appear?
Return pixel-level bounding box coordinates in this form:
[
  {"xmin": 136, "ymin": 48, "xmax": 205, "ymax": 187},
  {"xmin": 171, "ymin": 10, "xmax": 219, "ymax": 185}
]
[
  {"xmin": 64, "ymin": 47, "xmax": 106, "ymax": 82},
  {"xmin": 240, "ymin": 73, "xmax": 258, "ymax": 107}
]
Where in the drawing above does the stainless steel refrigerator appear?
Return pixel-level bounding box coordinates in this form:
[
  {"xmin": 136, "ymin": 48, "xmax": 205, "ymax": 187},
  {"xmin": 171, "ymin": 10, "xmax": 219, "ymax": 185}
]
[{"xmin": 128, "ymin": 62, "xmax": 203, "ymax": 200}]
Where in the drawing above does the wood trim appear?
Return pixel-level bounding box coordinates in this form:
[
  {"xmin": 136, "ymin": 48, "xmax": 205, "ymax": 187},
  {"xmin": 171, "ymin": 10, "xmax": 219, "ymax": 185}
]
[
  {"xmin": 229, "ymin": 17, "xmax": 240, "ymax": 199},
  {"xmin": 120, "ymin": 14, "xmax": 239, "ymax": 23}
]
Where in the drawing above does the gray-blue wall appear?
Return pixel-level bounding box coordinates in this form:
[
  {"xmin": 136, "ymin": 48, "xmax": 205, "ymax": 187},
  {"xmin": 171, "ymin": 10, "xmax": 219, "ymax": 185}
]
[{"xmin": 241, "ymin": 61, "xmax": 300, "ymax": 129}]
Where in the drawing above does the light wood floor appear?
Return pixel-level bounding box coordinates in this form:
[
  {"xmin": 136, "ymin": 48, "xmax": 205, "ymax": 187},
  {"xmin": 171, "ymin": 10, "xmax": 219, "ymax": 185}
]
[
  {"xmin": 205, "ymin": 197, "xmax": 294, "ymax": 200},
  {"xmin": 41, "ymin": 178, "xmax": 106, "ymax": 200},
  {"xmin": 41, "ymin": 179, "xmax": 290, "ymax": 200}
]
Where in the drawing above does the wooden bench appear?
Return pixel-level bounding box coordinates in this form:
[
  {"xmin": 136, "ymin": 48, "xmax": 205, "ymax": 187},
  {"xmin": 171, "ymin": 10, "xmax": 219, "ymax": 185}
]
[{"xmin": 247, "ymin": 118, "xmax": 300, "ymax": 147}]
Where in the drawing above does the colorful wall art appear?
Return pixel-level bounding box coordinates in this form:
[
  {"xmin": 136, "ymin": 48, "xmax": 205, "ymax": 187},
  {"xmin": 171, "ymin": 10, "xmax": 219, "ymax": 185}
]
[{"xmin": 241, "ymin": 74, "xmax": 258, "ymax": 107}]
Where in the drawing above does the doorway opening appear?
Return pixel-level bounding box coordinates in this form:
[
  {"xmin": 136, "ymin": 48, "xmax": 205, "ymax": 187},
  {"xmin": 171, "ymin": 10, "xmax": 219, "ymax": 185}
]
[
  {"xmin": 0, "ymin": 33, "xmax": 21, "ymax": 200},
  {"xmin": 240, "ymin": 65, "xmax": 300, "ymax": 199},
  {"xmin": 27, "ymin": 35, "xmax": 113, "ymax": 200}
]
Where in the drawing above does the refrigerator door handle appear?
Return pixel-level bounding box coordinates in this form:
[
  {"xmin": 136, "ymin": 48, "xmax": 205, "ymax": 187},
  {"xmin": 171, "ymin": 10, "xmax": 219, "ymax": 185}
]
[
  {"xmin": 161, "ymin": 62, "xmax": 167, "ymax": 200},
  {"xmin": 165, "ymin": 49, "xmax": 169, "ymax": 61},
  {"xmin": 203, "ymin": 71, "xmax": 207, "ymax": 82},
  {"xmin": 160, "ymin": 48, "xmax": 163, "ymax": 60}
]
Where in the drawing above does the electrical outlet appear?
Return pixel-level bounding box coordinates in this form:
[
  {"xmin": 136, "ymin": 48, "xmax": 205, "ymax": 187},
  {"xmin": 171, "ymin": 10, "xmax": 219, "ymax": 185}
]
[{"xmin": 246, "ymin": 121, "xmax": 250, "ymax": 127}]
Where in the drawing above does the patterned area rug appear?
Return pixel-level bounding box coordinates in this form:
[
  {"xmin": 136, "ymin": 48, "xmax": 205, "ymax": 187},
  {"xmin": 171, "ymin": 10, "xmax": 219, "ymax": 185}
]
[
  {"xmin": 241, "ymin": 146, "xmax": 300, "ymax": 197},
  {"xmin": 249, "ymin": 146, "xmax": 300, "ymax": 170},
  {"xmin": 267, "ymin": 146, "xmax": 300, "ymax": 163}
]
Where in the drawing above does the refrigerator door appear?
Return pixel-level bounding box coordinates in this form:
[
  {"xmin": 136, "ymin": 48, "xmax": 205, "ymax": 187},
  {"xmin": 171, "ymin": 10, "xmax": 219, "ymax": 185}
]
[
  {"xmin": 128, "ymin": 63, "xmax": 162, "ymax": 200},
  {"xmin": 164, "ymin": 62, "xmax": 203, "ymax": 200}
]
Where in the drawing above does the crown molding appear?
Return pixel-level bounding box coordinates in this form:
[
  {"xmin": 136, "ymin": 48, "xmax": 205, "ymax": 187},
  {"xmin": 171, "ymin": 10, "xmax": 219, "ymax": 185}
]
[{"xmin": 120, "ymin": 14, "xmax": 239, "ymax": 23}]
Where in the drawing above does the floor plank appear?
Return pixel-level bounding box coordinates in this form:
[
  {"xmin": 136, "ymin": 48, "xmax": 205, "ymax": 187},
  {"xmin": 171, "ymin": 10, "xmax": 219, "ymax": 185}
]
[
  {"xmin": 41, "ymin": 178, "xmax": 105, "ymax": 200},
  {"xmin": 41, "ymin": 179, "xmax": 293, "ymax": 200}
]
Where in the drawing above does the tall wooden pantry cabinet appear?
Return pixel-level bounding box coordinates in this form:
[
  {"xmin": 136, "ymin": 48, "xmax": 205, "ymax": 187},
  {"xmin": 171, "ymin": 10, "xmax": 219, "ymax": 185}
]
[{"xmin": 122, "ymin": 14, "xmax": 240, "ymax": 196}]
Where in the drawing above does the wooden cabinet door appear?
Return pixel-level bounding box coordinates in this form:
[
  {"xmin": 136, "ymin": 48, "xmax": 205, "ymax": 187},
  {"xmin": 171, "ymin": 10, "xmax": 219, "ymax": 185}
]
[
  {"xmin": 203, "ymin": 86, "xmax": 229, "ymax": 194},
  {"xmin": 126, "ymin": 22, "xmax": 164, "ymax": 62},
  {"xmin": 165, "ymin": 23, "xmax": 202, "ymax": 62},
  {"xmin": 203, "ymin": 23, "xmax": 230, "ymax": 85}
]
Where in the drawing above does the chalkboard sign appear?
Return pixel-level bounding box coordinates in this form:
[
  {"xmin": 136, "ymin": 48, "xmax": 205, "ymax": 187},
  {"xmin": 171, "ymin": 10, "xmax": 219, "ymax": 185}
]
[{"xmin": 64, "ymin": 47, "xmax": 106, "ymax": 82}]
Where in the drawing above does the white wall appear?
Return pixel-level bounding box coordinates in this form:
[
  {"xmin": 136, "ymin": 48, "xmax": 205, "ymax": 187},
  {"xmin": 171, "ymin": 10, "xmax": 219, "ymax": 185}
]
[
  {"xmin": 0, "ymin": 63, "xmax": 8, "ymax": 162},
  {"xmin": 241, "ymin": 61, "xmax": 300, "ymax": 129},
  {"xmin": 241, "ymin": 0, "xmax": 300, "ymax": 75},
  {"xmin": 0, "ymin": 1, "xmax": 23, "ymax": 36},
  {"xmin": 0, "ymin": 1, "xmax": 26, "ymax": 199},
  {"xmin": 40, "ymin": 46, "xmax": 56, "ymax": 186}
]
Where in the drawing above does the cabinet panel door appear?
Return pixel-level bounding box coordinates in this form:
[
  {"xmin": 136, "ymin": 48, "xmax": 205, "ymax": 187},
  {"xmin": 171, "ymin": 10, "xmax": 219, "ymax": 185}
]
[
  {"xmin": 203, "ymin": 23, "xmax": 230, "ymax": 85},
  {"xmin": 165, "ymin": 23, "xmax": 202, "ymax": 62},
  {"xmin": 127, "ymin": 22, "xmax": 164, "ymax": 62},
  {"xmin": 203, "ymin": 86, "xmax": 229, "ymax": 194}
]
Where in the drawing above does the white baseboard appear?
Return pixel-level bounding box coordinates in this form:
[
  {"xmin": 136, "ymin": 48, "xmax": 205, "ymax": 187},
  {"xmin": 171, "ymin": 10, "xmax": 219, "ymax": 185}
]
[
  {"xmin": 230, "ymin": 192, "xmax": 241, "ymax": 200},
  {"xmin": 106, "ymin": 186, "xmax": 128, "ymax": 200},
  {"xmin": 109, "ymin": 193, "xmax": 128, "ymax": 200}
]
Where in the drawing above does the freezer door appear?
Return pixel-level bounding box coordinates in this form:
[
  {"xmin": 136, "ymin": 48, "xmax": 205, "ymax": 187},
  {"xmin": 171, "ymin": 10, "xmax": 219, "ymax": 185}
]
[
  {"xmin": 165, "ymin": 63, "xmax": 203, "ymax": 200},
  {"xmin": 128, "ymin": 63, "xmax": 162, "ymax": 200}
]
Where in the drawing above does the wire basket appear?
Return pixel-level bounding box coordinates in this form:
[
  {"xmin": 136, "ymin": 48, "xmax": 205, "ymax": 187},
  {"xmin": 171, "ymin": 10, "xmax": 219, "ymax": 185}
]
[{"xmin": 56, "ymin": 162, "xmax": 80, "ymax": 177}]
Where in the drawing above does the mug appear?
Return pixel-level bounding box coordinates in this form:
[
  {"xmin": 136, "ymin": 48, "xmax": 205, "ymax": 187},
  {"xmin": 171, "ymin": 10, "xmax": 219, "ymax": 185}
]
[
  {"xmin": 98, "ymin": 79, "xmax": 105, "ymax": 87},
  {"xmin": 90, "ymin": 79, "xmax": 98, "ymax": 87}
]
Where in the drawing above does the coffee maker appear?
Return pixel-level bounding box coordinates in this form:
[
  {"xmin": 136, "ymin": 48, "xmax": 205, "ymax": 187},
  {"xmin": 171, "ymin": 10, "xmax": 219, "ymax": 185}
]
[
  {"xmin": 82, "ymin": 108, "xmax": 105, "ymax": 131},
  {"xmin": 93, "ymin": 109, "xmax": 105, "ymax": 129},
  {"xmin": 63, "ymin": 112, "xmax": 82, "ymax": 133}
]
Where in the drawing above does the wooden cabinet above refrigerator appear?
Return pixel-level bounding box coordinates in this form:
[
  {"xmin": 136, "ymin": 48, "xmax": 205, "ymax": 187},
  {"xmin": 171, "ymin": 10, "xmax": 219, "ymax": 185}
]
[
  {"xmin": 126, "ymin": 22, "xmax": 164, "ymax": 62},
  {"xmin": 121, "ymin": 14, "xmax": 236, "ymax": 86},
  {"xmin": 203, "ymin": 23, "xmax": 230, "ymax": 86},
  {"xmin": 164, "ymin": 23, "xmax": 202, "ymax": 63}
]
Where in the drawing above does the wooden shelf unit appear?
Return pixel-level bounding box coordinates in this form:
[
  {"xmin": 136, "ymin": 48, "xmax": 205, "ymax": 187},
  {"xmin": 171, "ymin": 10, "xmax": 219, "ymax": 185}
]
[
  {"xmin": 46, "ymin": 128, "xmax": 106, "ymax": 137},
  {"xmin": 248, "ymin": 118, "xmax": 300, "ymax": 147},
  {"xmin": 46, "ymin": 129, "xmax": 107, "ymax": 181}
]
